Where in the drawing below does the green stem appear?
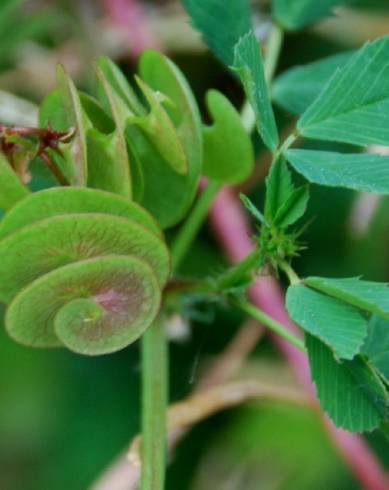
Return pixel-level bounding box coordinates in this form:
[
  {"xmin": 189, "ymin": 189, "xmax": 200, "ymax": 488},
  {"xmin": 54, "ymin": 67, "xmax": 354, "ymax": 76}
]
[
  {"xmin": 237, "ymin": 300, "xmax": 305, "ymax": 352},
  {"xmin": 279, "ymin": 261, "xmax": 300, "ymax": 285},
  {"xmin": 216, "ymin": 248, "xmax": 262, "ymax": 290},
  {"xmin": 141, "ymin": 316, "xmax": 168, "ymax": 490},
  {"xmin": 171, "ymin": 179, "xmax": 221, "ymax": 271},
  {"xmin": 241, "ymin": 23, "xmax": 284, "ymax": 134}
]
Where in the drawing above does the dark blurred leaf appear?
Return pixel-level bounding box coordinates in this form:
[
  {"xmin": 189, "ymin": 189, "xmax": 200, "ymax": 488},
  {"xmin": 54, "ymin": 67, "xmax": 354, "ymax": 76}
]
[
  {"xmin": 273, "ymin": 0, "xmax": 356, "ymax": 30},
  {"xmin": 273, "ymin": 51, "xmax": 353, "ymax": 115},
  {"xmin": 182, "ymin": 0, "xmax": 252, "ymax": 66}
]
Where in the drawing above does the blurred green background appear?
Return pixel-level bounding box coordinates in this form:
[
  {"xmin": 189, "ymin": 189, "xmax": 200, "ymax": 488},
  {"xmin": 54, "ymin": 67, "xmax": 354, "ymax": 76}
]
[{"xmin": 0, "ymin": 1, "xmax": 388, "ymax": 489}]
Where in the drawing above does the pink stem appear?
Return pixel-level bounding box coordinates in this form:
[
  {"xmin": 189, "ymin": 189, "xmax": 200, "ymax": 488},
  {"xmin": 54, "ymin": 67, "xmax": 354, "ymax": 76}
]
[
  {"xmin": 209, "ymin": 186, "xmax": 389, "ymax": 490},
  {"xmin": 101, "ymin": 0, "xmax": 162, "ymax": 59}
]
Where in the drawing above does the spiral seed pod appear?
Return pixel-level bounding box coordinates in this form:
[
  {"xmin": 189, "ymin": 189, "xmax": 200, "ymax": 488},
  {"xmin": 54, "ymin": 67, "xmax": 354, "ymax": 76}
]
[{"xmin": 0, "ymin": 187, "xmax": 170, "ymax": 355}]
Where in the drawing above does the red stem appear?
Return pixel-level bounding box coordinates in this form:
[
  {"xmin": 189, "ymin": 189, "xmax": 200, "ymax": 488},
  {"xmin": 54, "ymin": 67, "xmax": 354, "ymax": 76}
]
[{"xmin": 208, "ymin": 186, "xmax": 389, "ymax": 490}]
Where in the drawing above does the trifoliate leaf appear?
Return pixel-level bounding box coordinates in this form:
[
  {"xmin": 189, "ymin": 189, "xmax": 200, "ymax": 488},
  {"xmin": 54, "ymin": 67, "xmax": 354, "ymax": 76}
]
[
  {"xmin": 306, "ymin": 334, "xmax": 388, "ymax": 432},
  {"xmin": 298, "ymin": 37, "xmax": 389, "ymax": 146},
  {"xmin": 286, "ymin": 149, "xmax": 389, "ymax": 194},
  {"xmin": 305, "ymin": 276, "xmax": 389, "ymax": 319},
  {"xmin": 286, "ymin": 284, "xmax": 367, "ymax": 359}
]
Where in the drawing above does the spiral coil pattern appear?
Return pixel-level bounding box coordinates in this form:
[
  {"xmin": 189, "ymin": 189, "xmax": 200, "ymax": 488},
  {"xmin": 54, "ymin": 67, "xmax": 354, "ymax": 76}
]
[{"xmin": 0, "ymin": 187, "xmax": 170, "ymax": 355}]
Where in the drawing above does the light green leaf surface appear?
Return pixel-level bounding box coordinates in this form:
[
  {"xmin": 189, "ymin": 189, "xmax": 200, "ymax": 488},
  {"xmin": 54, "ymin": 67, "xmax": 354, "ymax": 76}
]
[
  {"xmin": 234, "ymin": 31, "xmax": 279, "ymax": 152},
  {"xmin": 79, "ymin": 92, "xmax": 114, "ymax": 133},
  {"xmin": 0, "ymin": 151, "xmax": 30, "ymax": 210},
  {"xmin": 134, "ymin": 75, "xmax": 188, "ymax": 175},
  {"xmin": 0, "ymin": 213, "xmax": 169, "ymax": 303},
  {"xmin": 286, "ymin": 149, "xmax": 389, "ymax": 194},
  {"xmin": 273, "ymin": 0, "xmax": 355, "ymax": 31},
  {"xmin": 306, "ymin": 334, "xmax": 388, "ymax": 432},
  {"xmin": 0, "ymin": 187, "xmax": 161, "ymax": 239},
  {"xmin": 182, "ymin": 0, "xmax": 252, "ymax": 67},
  {"xmin": 135, "ymin": 50, "xmax": 203, "ymax": 228},
  {"xmin": 96, "ymin": 56, "xmax": 145, "ymax": 115},
  {"xmin": 90, "ymin": 67, "xmax": 133, "ymax": 198},
  {"xmin": 273, "ymin": 51, "xmax": 353, "ymax": 114},
  {"xmin": 362, "ymin": 316, "xmax": 389, "ymax": 382},
  {"xmin": 56, "ymin": 65, "xmax": 90, "ymax": 185},
  {"xmin": 305, "ymin": 276, "xmax": 389, "ymax": 319},
  {"xmin": 202, "ymin": 90, "xmax": 254, "ymax": 184},
  {"xmin": 286, "ymin": 284, "xmax": 367, "ymax": 359},
  {"xmin": 6, "ymin": 256, "xmax": 161, "ymax": 355},
  {"xmin": 298, "ymin": 37, "xmax": 389, "ymax": 146}
]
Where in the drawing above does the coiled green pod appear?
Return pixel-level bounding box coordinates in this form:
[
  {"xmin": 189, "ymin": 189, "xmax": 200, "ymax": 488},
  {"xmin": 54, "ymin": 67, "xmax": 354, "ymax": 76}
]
[{"xmin": 0, "ymin": 187, "xmax": 170, "ymax": 355}]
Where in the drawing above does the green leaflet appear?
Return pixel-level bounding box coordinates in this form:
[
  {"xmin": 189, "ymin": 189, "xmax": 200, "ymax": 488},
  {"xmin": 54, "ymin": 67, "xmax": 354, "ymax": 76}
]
[
  {"xmin": 0, "ymin": 151, "xmax": 30, "ymax": 210},
  {"xmin": 286, "ymin": 149, "xmax": 389, "ymax": 194},
  {"xmin": 272, "ymin": 51, "xmax": 353, "ymax": 115},
  {"xmin": 363, "ymin": 316, "xmax": 389, "ymax": 382},
  {"xmin": 55, "ymin": 65, "xmax": 90, "ymax": 185},
  {"xmin": 305, "ymin": 276, "xmax": 389, "ymax": 319},
  {"xmin": 264, "ymin": 156, "xmax": 308, "ymax": 228},
  {"xmin": 234, "ymin": 31, "xmax": 279, "ymax": 152},
  {"xmin": 96, "ymin": 56, "xmax": 144, "ymax": 115},
  {"xmin": 265, "ymin": 157, "xmax": 294, "ymax": 220},
  {"xmin": 0, "ymin": 187, "xmax": 161, "ymax": 239},
  {"xmin": 286, "ymin": 284, "xmax": 367, "ymax": 359},
  {"xmin": 306, "ymin": 334, "xmax": 388, "ymax": 432},
  {"xmin": 88, "ymin": 67, "xmax": 133, "ymax": 198},
  {"xmin": 39, "ymin": 77, "xmax": 91, "ymax": 187},
  {"xmin": 79, "ymin": 92, "xmax": 114, "ymax": 134},
  {"xmin": 240, "ymin": 194, "xmax": 266, "ymax": 225},
  {"xmin": 134, "ymin": 49, "xmax": 203, "ymax": 228},
  {"xmin": 298, "ymin": 37, "xmax": 389, "ymax": 146},
  {"xmin": 6, "ymin": 256, "xmax": 160, "ymax": 355},
  {"xmin": 202, "ymin": 90, "xmax": 254, "ymax": 184},
  {"xmin": 273, "ymin": 0, "xmax": 355, "ymax": 30},
  {"xmin": 0, "ymin": 213, "xmax": 169, "ymax": 303},
  {"xmin": 181, "ymin": 0, "xmax": 252, "ymax": 67},
  {"xmin": 273, "ymin": 186, "xmax": 309, "ymax": 228},
  {"xmin": 133, "ymin": 75, "xmax": 188, "ymax": 175}
]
